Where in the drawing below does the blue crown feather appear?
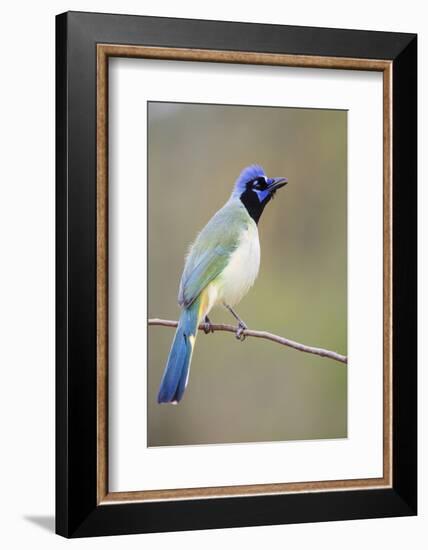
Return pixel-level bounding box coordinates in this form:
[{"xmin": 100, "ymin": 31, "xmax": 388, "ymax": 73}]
[{"xmin": 232, "ymin": 164, "xmax": 266, "ymax": 197}]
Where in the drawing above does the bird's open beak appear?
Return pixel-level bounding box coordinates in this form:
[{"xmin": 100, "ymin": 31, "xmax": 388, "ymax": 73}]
[{"xmin": 268, "ymin": 177, "xmax": 288, "ymax": 192}]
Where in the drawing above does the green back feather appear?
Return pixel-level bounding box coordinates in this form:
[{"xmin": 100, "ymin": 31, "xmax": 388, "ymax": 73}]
[{"xmin": 178, "ymin": 199, "xmax": 251, "ymax": 307}]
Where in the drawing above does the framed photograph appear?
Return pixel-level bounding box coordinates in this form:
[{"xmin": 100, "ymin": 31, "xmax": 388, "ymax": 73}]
[{"xmin": 56, "ymin": 11, "xmax": 417, "ymax": 538}]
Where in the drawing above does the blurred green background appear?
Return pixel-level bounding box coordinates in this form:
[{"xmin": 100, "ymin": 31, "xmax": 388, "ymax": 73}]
[{"xmin": 147, "ymin": 101, "xmax": 347, "ymax": 446}]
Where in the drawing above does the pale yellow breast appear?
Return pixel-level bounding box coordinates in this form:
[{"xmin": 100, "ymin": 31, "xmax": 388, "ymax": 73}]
[{"xmin": 216, "ymin": 221, "xmax": 261, "ymax": 307}]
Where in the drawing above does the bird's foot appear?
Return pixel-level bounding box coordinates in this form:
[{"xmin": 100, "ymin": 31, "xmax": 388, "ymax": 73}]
[
  {"xmin": 225, "ymin": 304, "xmax": 248, "ymax": 340},
  {"xmin": 236, "ymin": 321, "xmax": 248, "ymax": 341},
  {"xmin": 203, "ymin": 316, "xmax": 214, "ymax": 335}
]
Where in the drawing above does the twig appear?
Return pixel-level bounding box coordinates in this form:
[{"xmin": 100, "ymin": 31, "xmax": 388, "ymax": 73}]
[{"xmin": 148, "ymin": 318, "xmax": 347, "ymax": 365}]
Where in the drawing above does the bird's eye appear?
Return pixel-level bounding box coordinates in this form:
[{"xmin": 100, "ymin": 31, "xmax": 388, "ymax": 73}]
[{"xmin": 253, "ymin": 178, "xmax": 266, "ymax": 190}]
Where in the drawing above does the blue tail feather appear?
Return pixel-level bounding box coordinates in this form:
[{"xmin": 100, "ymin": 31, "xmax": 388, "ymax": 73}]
[{"xmin": 157, "ymin": 299, "xmax": 200, "ymax": 404}]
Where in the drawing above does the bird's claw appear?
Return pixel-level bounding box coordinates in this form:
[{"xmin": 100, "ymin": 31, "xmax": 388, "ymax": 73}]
[
  {"xmin": 203, "ymin": 316, "xmax": 214, "ymax": 335},
  {"xmin": 236, "ymin": 321, "xmax": 247, "ymax": 341}
]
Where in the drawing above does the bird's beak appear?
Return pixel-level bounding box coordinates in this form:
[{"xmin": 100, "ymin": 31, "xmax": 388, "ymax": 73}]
[{"xmin": 268, "ymin": 177, "xmax": 288, "ymax": 192}]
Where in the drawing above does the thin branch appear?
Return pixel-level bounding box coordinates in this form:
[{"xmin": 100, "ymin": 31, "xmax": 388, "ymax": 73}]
[{"xmin": 148, "ymin": 318, "xmax": 347, "ymax": 365}]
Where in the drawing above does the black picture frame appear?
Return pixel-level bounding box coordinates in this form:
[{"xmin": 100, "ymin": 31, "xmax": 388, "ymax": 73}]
[{"xmin": 56, "ymin": 11, "xmax": 417, "ymax": 538}]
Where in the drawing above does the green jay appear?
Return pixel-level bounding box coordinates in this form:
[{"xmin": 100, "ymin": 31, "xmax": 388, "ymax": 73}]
[{"xmin": 157, "ymin": 165, "xmax": 288, "ymax": 404}]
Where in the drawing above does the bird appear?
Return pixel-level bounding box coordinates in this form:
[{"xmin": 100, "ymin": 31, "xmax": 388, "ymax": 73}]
[{"xmin": 157, "ymin": 165, "xmax": 288, "ymax": 404}]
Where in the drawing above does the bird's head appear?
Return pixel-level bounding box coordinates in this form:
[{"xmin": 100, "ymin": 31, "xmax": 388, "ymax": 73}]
[{"xmin": 232, "ymin": 165, "xmax": 288, "ymax": 223}]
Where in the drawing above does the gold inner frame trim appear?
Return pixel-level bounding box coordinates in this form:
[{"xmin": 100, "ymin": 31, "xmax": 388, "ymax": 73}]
[{"xmin": 96, "ymin": 44, "xmax": 393, "ymax": 505}]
